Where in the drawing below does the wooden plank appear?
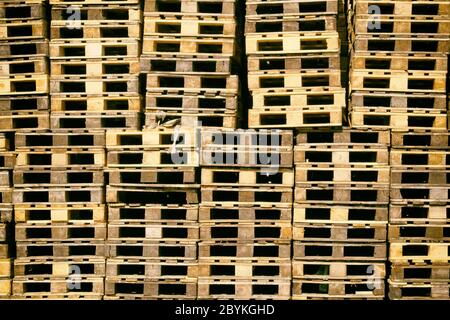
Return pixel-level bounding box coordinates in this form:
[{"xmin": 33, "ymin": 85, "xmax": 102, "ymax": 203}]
[
  {"xmin": 199, "ymin": 222, "xmax": 292, "ymax": 241},
  {"xmin": 292, "ymin": 279, "xmax": 385, "ymax": 299},
  {"xmin": 107, "ymin": 240, "xmax": 197, "ymax": 260},
  {"xmin": 294, "ymin": 204, "xmax": 388, "ymax": 223},
  {"xmin": 13, "ymin": 258, "xmax": 106, "ymax": 277},
  {"xmin": 15, "ymin": 223, "xmax": 107, "ymax": 241},
  {"xmin": 14, "ymin": 204, "xmax": 106, "ymax": 223},
  {"xmin": 293, "ymin": 261, "xmax": 386, "ymax": 280},
  {"xmin": 293, "ymin": 223, "xmax": 387, "ymax": 242},
  {"xmin": 293, "ymin": 242, "xmax": 387, "ymax": 261}
]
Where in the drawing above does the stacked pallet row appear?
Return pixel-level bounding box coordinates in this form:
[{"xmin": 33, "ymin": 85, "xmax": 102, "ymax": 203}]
[
  {"xmin": 293, "ymin": 130, "xmax": 389, "ymax": 299},
  {"xmin": 245, "ymin": 0, "xmax": 346, "ymax": 129},
  {"xmin": 105, "ymin": 128, "xmax": 199, "ymax": 299},
  {"xmin": 198, "ymin": 129, "xmax": 293, "ymax": 299},
  {"xmin": 389, "ymin": 131, "xmax": 450, "ymax": 300},
  {"xmin": 12, "ymin": 131, "xmax": 106, "ymax": 299},
  {"xmin": 0, "ymin": 0, "xmax": 49, "ymax": 132},
  {"xmin": 348, "ymin": 0, "xmax": 449, "ymax": 131},
  {"xmin": 141, "ymin": 0, "xmax": 240, "ymax": 129},
  {"xmin": 49, "ymin": 0, "xmax": 141, "ymax": 130},
  {"xmin": 0, "ymin": 134, "xmax": 13, "ymax": 298}
]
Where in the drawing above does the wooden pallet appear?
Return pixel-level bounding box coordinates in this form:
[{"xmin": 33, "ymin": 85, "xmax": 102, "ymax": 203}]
[
  {"xmin": 106, "ymin": 186, "xmax": 199, "ymax": 205},
  {"xmin": 296, "ymin": 128, "xmax": 390, "ymax": 145},
  {"xmin": 16, "ymin": 241, "xmax": 106, "ymax": 259},
  {"xmin": 144, "ymin": 0, "xmax": 235, "ymax": 17},
  {"xmin": 107, "ymin": 168, "xmax": 198, "ymax": 187},
  {"xmin": 293, "ymin": 223, "xmax": 387, "ymax": 242},
  {"xmin": 106, "ymin": 149, "xmax": 199, "ymax": 168},
  {"xmin": 389, "ymin": 242, "xmax": 449, "ymax": 264},
  {"xmin": 295, "ymin": 166, "xmax": 390, "ymax": 184},
  {"xmin": 50, "ymin": 39, "xmax": 140, "ymax": 59},
  {"xmin": 145, "ymin": 110, "xmax": 233, "ymax": 129},
  {"xmin": 50, "ymin": 111, "xmax": 140, "ymax": 130},
  {"xmin": 15, "ymin": 130, "xmax": 105, "ymax": 150},
  {"xmin": 353, "ymin": 17, "xmax": 450, "ymax": 36},
  {"xmin": 390, "ymin": 265, "xmax": 450, "ymax": 282},
  {"xmin": 0, "ymin": 111, "xmax": 49, "ymax": 131},
  {"xmin": 105, "ymin": 278, "xmax": 197, "ymax": 299},
  {"xmin": 13, "ymin": 169, "xmax": 104, "ymax": 187},
  {"xmin": 197, "ymin": 279, "xmax": 291, "ymax": 299},
  {"xmin": 201, "ymin": 187, "xmax": 293, "ymax": 206},
  {"xmin": 292, "ymin": 279, "xmax": 385, "ymax": 299},
  {"xmin": 106, "ymin": 259, "xmax": 198, "ymax": 279},
  {"xmin": 15, "ymin": 223, "xmax": 107, "ymax": 241},
  {"xmin": 51, "ymin": 4, "xmax": 141, "ymax": 22},
  {"xmin": 107, "ymin": 223, "xmax": 199, "ymax": 241},
  {"xmin": 50, "ymin": 77, "xmax": 139, "ymax": 95},
  {"xmin": 0, "ymin": 3, "xmax": 45, "ymax": 21},
  {"xmin": 13, "ymin": 187, "xmax": 104, "ymax": 204},
  {"xmin": 12, "ymin": 278, "xmax": 104, "ymax": 296},
  {"xmin": 388, "ymin": 281, "xmax": 450, "ymax": 300},
  {"xmin": 353, "ymin": 35, "xmax": 450, "ymax": 54},
  {"xmin": 0, "ymin": 188, "xmax": 12, "ymax": 204},
  {"xmin": 199, "ymin": 241, "xmax": 291, "ymax": 260},
  {"xmin": 389, "ymin": 224, "xmax": 450, "ymax": 241},
  {"xmin": 201, "ymin": 167, "xmax": 294, "ymax": 187},
  {"xmin": 293, "ymin": 261, "xmax": 386, "ymax": 280},
  {"xmin": 50, "ymin": 0, "xmax": 139, "ymax": 4},
  {"xmin": 0, "ymin": 20, "xmax": 46, "ymax": 40},
  {"xmin": 349, "ymin": 108, "xmax": 448, "ymax": 131},
  {"xmin": 14, "ymin": 204, "xmax": 106, "ymax": 224},
  {"xmin": 246, "ymin": 32, "xmax": 339, "ymax": 55},
  {"xmin": 0, "ymin": 205, "xmax": 13, "ymax": 223},
  {"xmin": 0, "ymin": 57, "xmax": 47, "ymax": 76},
  {"xmin": 50, "ymin": 22, "xmax": 140, "ymax": 40},
  {"xmin": 0, "ymin": 75, "xmax": 48, "ymax": 95},
  {"xmin": 50, "ymin": 58, "xmax": 140, "ymax": 77},
  {"xmin": 199, "ymin": 204, "xmax": 292, "ymax": 223},
  {"xmin": 0, "ymin": 39, "xmax": 48, "ymax": 58},
  {"xmin": 0, "ymin": 95, "xmax": 48, "ymax": 112},
  {"xmin": 391, "ymin": 130, "xmax": 450, "ymax": 149},
  {"xmin": 353, "ymin": 0, "xmax": 450, "ymax": 17},
  {"xmin": 14, "ymin": 258, "xmax": 106, "ymax": 277},
  {"xmin": 108, "ymin": 204, "xmax": 198, "ymax": 223},
  {"xmin": 389, "ymin": 204, "xmax": 450, "ymax": 224},
  {"xmin": 142, "ymin": 36, "xmax": 235, "ymax": 56},
  {"xmin": 141, "ymin": 55, "xmax": 232, "ymax": 74},
  {"xmin": 248, "ymin": 53, "xmax": 341, "ymax": 73},
  {"xmin": 390, "ymin": 185, "xmax": 450, "ymax": 203},
  {"xmin": 391, "ymin": 169, "xmax": 450, "ymax": 185},
  {"xmin": 16, "ymin": 150, "xmax": 105, "ymax": 168},
  {"xmin": 293, "ymin": 242, "xmax": 387, "ymax": 261},
  {"xmin": 199, "ymin": 222, "xmax": 292, "ymax": 241},
  {"xmin": 51, "ymin": 94, "xmax": 141, "ymax": 112},
  {"xmin": 0, "ymin": 258, "xmax": 11, "ymax": 278},
  {"xmin": 245, "ymin": 16, "xmax": 337, "ymax": 34},
  {"xmin": 350, "ymin": 91, "xmax": 447, "ymax": 110},
  {"xmin": 246, "ymin": 0, "xmax": 338, "ymax": 18},
  {"xmin": 294, "ymin": 204, "xmax": 388, "ymax": 224},
  {"xmin": 107, "ymin": 240, "xmax": 197, "ymax": 260},
  {"xmin": 0, "ymin": 279, "xmax": 10, "ymax": 297}
]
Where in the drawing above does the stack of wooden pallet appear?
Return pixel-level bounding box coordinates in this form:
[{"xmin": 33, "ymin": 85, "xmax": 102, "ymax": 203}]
[
  {"xmin": 245, "ymin": 0, "xmax": 345, "ymax": 129},
  {"xmin": 12, "ymin": 131, "xmax": 106, "ymax": 299},
  {"xmin": 105, "ymin": 128, "xmax": 199, "ymax": 299},
  {"xmin": 348, "ymin": 0, "xmax": 449, "ymax": 130},
  {"xmin": 389, "ymin": 131, "xmax": 450, "ymax": 299},
  {"xmin": 0, "ymin": 133, "xmax": 13, "ymax": 298},
  {"xmin": 0, "ymin": 0, "xmax": 49, "ymax": 131},
  {"xmin": 141, "ymin": 0, "xmax": 240, "ymax": 129},
  {"xmin": 293, "ymin": 129, "xmax": 389, "ymax": 299},
  {"xmin": 198, "ymin": 128, "xmax": 293, "ymax": 299},
  {"xmin": 49, "ymin": 0, "xmax": 141, "ymax": 130}
]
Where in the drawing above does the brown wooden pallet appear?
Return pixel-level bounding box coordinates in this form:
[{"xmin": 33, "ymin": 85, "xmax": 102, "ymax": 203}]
[
  {"xmin": 248, "ymin": 53, "xmax": 341, "ymax": 73},
  {"xmin": 0, "ymin": 244, "xmax": 8, "ymax": 259},
  {"xmin": 197, "ymin": 279, "xmax": 291, "ymax": 299},
  {"xmin": 353, "ymin": 35, "xmax": 450, "ymax": 54},
  {"xmin": 295, "ymin": 166, "xmax": 390, "ymax": 184},
  {"xmin": 245, "ymin": 16, "xmax": 337, "ymax": 34},
  {"xmin": 144, "ymin": 16, "xmax": 236, "ymax": 37},
  {"xmin": 391, "ymin": 130, "xmax": 450, "ymax": 149},
  {"xmin": 0, "ymin": 39, "xmax": 48, "ymax": 58},
  {"xmin": 15, "ymin": 130, "xmax": 105, "ymax": 149},
  {"xmin": 248, "ymin": 70, "xmax": 341, "ymax": 91},
  {"xmin": 51, "ymin": 4, "xmax": 140, "ymax": 22},
  {"xmin": 353, "ymin": 0, "xmax": 450, "ymax": 17},
  {"xmin": 390, "ymin": 265, "xmax": 450, "ymax": 282},
  {"xmin": 292, "ymin": 279, "xmax": 385, "ymax": 299},
  {"xmin": 389, "ymin": 224, "xmax": 450, "ymax": 241},
  {"xmin": 13, "ymin": 169, "xmax": 104, "ymax": 187},
  {"xmin": 246, "ymin": 32, "xmax": 339, "ymax": 55},
  {"xmin": 0, "ymin": 258, "xmax": 11, "ymax": 278},
  {"xmin": 50, "ymin": 22, "xmax": 140, "ymax": 40},
  {"xmin": 50, "ymin": 0, "xmax": 138, "ymax": 4},
  {"xmin": 105, "ymin": 278, "xmax": 197, "ymax": 299},
  {"xmin": 0, "ymin": 3, "xmax": 44, "ymax": 21},
  {"xmin": 295, "ymin": 183, "xmax": 389, "ymax": 205},
  {"xmin": 51, "ymin": 94, "xmax": 141, "ymax": 112},
  {"xmin": 0, "ymin": 279, "xmax": 10, "ymax": 297},
  {"xmin": 201, "ymin": 187, "xmax": 293, "ymax": 206},
  {"xmin": 13, "ymin": 187, "xmax": 104, "ymax": 204},
  {"xmin": 350, "ymin": 91, "xmax": 447, "ymax": 110},
  {"xmin": 294, "ymin": 146, "xmax": 389, "ymax": 167},
  {"xmin": 107, "ymin": 223, "xmax": 199, "ymax": 241},
  {"xmin": 145, "ymin": 111, "xmax": 238, "ymax": 129},
  {"xmin": 142, "ymin": 36, "xmax": 235, "ymax": 56},
  {"xmin": 350, "ymin": 70, "xmax": 447, "ymax": 93},
  {"xmin": 0, "ymin": 95, "xmax": 48, "ymax": 112},
  {"xmin": 50, "ymin": 77, "xmax": 138, "ymax": 95},
  {"xmin": 0, "ymin": 152, "xmax": 14, "ymax": 170},
  {"xmin": 349, "ymin": 108, "xmax": 448, "ymax": 131},
  {"xmin": 388, "ymin": 281, "xmax": 450, "ymax": 300},
  {"xmin": 390, "ymin": 185, "xmax": 450, "ymax": 203},
  {"xmin": 0, "ymin": 57, "xmax": 47, "ymax": 76},
  {"xmin": 296, "ymin": 128, "xmax": 390, "ymax": 145},
  {"xmin": 106, "ymin": 259, "xmax": 198, "ymax": 279},
  {"xmin": 16, "ymin": 150, "xmax": 105, "ymax": 168},
  {"xmin": 0, "ymin": 111, "xmax": 49, "ymax": 131},
  {"xmin": 146, "ymin": 74, "xmax": 238, "ymax": 96},
  {"xmin": 0, "ymin": 75, "xmax": 49, "ymax": 96},
  {"xmin": 199, "ymin": 204, "xmax": 292, "ymax": 223},
  {"xmin": 199, "ymin": 222, "xmax": 292, "ymax": 241},
  {"xmin": 106, "ymin": 149, "xmax": 199, "ymax": 168},
  {"xmin": 144, "ymin": 0, "xmax": 235, "ymax": 17},
  {"xmin": 246, "ymin": 0, "xmax": 338, "ymax": 18},
  {"xmin": 0, "ymin": 205, "xmax": 13, "ymax": 223},
  {"xmin": 107, "ymin": 168, "xmax": 197, "ymax": 187},
  {"xmin": 108, "ymin": 204, "xmax": 198, "ymax": 223},
  {"xmin": 391, "ymin": 169, "xmax": 450, "ymax": 184},
  {"xmin": 293, "ymin": 261, "xmax": 386, "ymax": 280},
  {"xmin": 199, "ymin": 241, "xmax": 291, "ymax": 260},
  {"xmin": 389, "ymin": 242, "xmax": 449, "ymax": 264},
  {"xmin": 14, "ymin": 204, "xmax": 105, "ymax": 224},
  {"xmin": 248, "ymin": 106, "xmax": 343, "ymax": 129},
  {"xmin": 293, "ymin": 223, "xmax": 387, "ymax": 242},
  {"xmin": 389, "ymin": 204, "xmax": 449, "ymax": 224},
  {"xmin": 294, "ymin": 204, "xmax": 388, "ymax": 224},
  {"xmin": 14, "ymin": 258, "xmax": 106, "ymax": 278},
  {"xmin": 107, "ymin": 240, "xmax": 197, "ymax": 260},
  {"xmin": 201, "ymin": 167, "xmax": 294, "ymax": 187},
  {"xmin": 0, "ymin": 20, "xmax": 47, "ymax": 40},
  {"xmin": 13, "ymin": 278, "xmax": 104, "ymax": 296},
  {"xmin": 50, "ymin": 39, "xmax": 140, "ymax": 59},
  {"xmin": 353, "ymin": 17, "xmax": 450, "ymax": 36},
  {"xmin": 11, "ymin": 293, "xmax": 101, "ymax": 300},
  {"xmin": 391, "ymin": 149, "xmax": 450, "ymax": 169},
  {"xmin": 0, "ymin": 188, "xmax": 12, "ymax": 204},
  {"xmin": 50, "ymin": 111, "xmax": 140, "ymax": 130},
  {"xmin": 293, "ymin": 242, "xmax": 387, "ymax": 261},
  {"xmin": 107, "ymin": 186, "xmax": 198, "ymax": 205},
  {"xmin": 15, "ymin": 223, "xmax": 107, "ymax": 241},
  {"xmin": 16, "ymin": 241, "xmax": 106, "ymax": 259},
  {"xmin": 50, "ymin": 58, "xmax": 140, "ymax": 77},
  {"xmin": 198, "ymin": 259, "xmax": 291, "ymax": 279},
  {"xmin": 141, "ymin": 55, "xmax": 232, "ymax": 75}
]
